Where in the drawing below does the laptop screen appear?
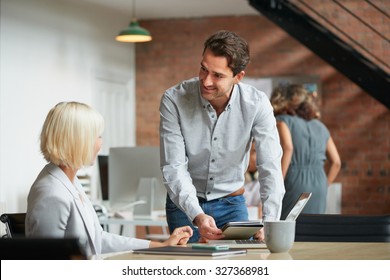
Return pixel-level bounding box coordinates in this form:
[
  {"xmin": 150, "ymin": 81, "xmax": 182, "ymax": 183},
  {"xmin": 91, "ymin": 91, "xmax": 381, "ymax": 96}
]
[{"xmin": 285, "ymin": 192, "xmax": 312, "ymax": 221}]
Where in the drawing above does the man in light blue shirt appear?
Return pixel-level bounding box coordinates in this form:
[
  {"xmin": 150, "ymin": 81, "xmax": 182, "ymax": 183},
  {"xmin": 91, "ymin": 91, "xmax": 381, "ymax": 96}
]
[{"xmin": 160, "ymin": 30, "xmax": 285, "ymax": 243}]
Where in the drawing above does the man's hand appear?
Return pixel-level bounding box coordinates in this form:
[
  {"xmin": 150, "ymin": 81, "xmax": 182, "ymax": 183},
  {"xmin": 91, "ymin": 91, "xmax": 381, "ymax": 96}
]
[
  {"xmin": 193, "ymin": 213, "xmax": 223, "ymax": 240},
  {"xmin": 253, "ymin": 228, "xmax": 264, "ymax": 241}
]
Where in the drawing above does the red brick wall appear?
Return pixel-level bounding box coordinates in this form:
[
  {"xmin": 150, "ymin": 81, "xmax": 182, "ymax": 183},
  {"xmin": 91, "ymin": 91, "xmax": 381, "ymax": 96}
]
[{"xmin": 135, "ymin": 13, "xmax": 390, "ymax": 214}]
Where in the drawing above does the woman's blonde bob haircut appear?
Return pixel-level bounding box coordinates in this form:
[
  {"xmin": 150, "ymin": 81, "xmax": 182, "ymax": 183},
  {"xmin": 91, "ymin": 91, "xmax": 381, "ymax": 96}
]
[{"xmin": 40, "ymin": 102, "xmax": 104, "ymax": 169}]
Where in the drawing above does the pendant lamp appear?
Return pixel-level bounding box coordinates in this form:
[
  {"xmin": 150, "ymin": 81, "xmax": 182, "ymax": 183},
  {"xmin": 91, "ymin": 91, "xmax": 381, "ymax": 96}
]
[{"xmin": 115, "ymin": 0, "xmax": 152, "ymax": 43}]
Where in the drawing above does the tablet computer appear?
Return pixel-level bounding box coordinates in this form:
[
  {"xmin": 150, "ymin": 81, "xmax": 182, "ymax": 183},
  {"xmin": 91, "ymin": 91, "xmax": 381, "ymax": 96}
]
[{"xmin": 220, "ymin": 221, "xmax": 263, "ymax": 240}]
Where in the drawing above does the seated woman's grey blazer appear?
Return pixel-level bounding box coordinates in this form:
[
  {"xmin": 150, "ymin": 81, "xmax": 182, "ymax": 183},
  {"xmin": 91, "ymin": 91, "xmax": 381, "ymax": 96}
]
[{"xmin": 26, "ymin": 163, "xmax": 150, "ymax": 256}]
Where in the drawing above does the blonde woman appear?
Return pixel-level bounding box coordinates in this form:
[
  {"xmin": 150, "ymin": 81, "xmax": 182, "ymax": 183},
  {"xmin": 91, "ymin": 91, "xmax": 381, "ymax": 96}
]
[
  {"xmin": 26, "ymin": 102, "xmax": 192, "ymax": 257},
  {"xmin": 270, "ymin": 85, "xmax": 341, "ymax": 219}
]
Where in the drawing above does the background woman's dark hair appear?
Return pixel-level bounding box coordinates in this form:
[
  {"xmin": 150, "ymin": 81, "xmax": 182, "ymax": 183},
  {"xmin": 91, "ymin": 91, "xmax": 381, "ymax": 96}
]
[
  {"xmin": 203, "ymin": 30, "xmax": 250, "ymax": 76},
  {"xmin": 296, "ymin": 98, "xmax": 318, "ymax": 120},
  {"xmin": 271, "ymin": 84, "xmax": 319, "ymax": 121}
]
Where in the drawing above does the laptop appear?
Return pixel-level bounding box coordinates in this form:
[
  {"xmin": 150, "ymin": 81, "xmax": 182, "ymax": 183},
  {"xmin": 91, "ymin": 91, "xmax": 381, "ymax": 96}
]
[
  {"xmin": 133, "ymin": 246, "xmax": 247, "ymax": 257},
  {"xmin": 207, "ymin": 192, "xmax": 312, "ymax": 249},
  {"xmin": 208, "ymin": 239, "xmax": 267, "ymax": 249}
]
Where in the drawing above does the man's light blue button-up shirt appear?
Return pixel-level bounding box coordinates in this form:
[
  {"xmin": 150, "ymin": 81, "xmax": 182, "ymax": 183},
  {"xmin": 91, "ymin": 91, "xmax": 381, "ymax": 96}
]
[{"xmin": 160, "ymin": 77, "xmax": 285, "ymax": 222}]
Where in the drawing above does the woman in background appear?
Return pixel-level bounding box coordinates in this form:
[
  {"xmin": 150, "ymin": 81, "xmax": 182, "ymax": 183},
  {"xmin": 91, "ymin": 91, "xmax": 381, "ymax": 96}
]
[
  {"xmin": 26, "ymin": 102, "xmax": 192, "ymax": 257},
  {"xmin": 270, "ymin": 85, "xmax": 341, "ymax": 219},
  {"xmin": 243, "ymin": 141, "xmax": 262, "ymax": 218}
]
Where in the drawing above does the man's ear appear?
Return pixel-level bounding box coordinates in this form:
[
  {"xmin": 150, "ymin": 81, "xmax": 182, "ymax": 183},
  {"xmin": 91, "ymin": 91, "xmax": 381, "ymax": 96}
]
[{"xmin": 234, "ymin": 71, "xmax": 245, "ymax": 84}]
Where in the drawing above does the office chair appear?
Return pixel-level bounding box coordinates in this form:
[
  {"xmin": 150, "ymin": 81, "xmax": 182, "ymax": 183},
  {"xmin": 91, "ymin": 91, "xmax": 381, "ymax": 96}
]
[
  {"xmin": 0, "ymin": 213, "xmax": 26, "ymax": 238},
  {"xmin": 295, "ymin": 214, "xmax": 390, "ymax": 242}
]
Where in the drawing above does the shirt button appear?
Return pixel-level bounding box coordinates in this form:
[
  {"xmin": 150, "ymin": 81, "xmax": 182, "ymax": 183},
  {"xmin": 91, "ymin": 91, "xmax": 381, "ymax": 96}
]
[
  {"xmin": 211, "ymin": 115, "xmax": 215, "ymax": 118},
  {"xmin": 211, "ymin": 159, "xmax": 215, "ymax": 163},
  {"xmin": 213, "ymin": 137, "xmax": 217, "ymax": 141},
  {"xmin": 207, "ymin": 192, "xmax": 211, "ymax": 195},
  {"xmin": 209, "ymin": 177, "xmax": 213, "ymax": 181}
]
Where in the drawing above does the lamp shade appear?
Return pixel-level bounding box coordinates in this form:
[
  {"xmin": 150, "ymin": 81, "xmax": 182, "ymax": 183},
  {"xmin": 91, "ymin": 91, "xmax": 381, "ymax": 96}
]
[{"xmin": 116, "ymin": 20, "xmax": 152, "ymax": 43}]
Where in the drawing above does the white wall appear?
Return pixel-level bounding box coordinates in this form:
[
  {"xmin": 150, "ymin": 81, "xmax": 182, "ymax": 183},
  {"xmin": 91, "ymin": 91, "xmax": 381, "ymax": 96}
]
[
  {"xmin": 326, "ymin": 183, "xmax": 342, "ymax": 214},
  {"xmin": 0, "ymin": 0, "xmax": 136, "ymax": 214}
]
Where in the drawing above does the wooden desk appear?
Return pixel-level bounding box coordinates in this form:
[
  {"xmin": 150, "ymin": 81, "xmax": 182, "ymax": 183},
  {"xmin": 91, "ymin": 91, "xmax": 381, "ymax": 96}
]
[{"xmin": 103, "ymin": 242, "xmax": 390, "ymax": 260}]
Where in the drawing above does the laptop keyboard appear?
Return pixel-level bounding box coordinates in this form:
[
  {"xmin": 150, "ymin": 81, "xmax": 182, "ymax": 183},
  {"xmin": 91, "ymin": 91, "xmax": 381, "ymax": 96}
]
[
  {"xmin": 207, "ymin": 239, "xmax": 267, "ymax": 248},
  {"xmin": 235, "ymin": 240, "xmax": 265, "ymax": 245}
]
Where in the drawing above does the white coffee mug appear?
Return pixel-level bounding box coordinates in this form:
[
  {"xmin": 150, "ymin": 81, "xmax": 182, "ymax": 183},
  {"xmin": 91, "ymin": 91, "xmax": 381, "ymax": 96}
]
[{"xmin": 264, "ymin": 220, "xmax": 296, "ymax": 253}]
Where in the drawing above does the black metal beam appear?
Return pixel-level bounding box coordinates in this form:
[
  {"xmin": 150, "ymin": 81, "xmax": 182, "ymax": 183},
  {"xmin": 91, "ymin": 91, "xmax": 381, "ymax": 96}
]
[{"xmin": 249, "ymin": 0, "xmax": 390, "ymax": 109}]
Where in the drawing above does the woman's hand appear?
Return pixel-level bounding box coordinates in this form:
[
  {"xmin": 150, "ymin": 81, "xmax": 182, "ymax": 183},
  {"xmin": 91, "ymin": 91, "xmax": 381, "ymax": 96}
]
[
  {"xmin": 150, "ymin": 226, "xmax": 193, "ymax": 247},
  {"xmin": 165, "ymin": 226, "xmax": 193, "ymax": 246}
]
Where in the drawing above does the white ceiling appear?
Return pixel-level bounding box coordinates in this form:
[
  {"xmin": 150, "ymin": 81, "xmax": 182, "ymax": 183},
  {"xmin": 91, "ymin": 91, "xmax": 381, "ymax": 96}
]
[{"xmin": 81, "ymin": 0, "xmax": 260, "ymax": 19}]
